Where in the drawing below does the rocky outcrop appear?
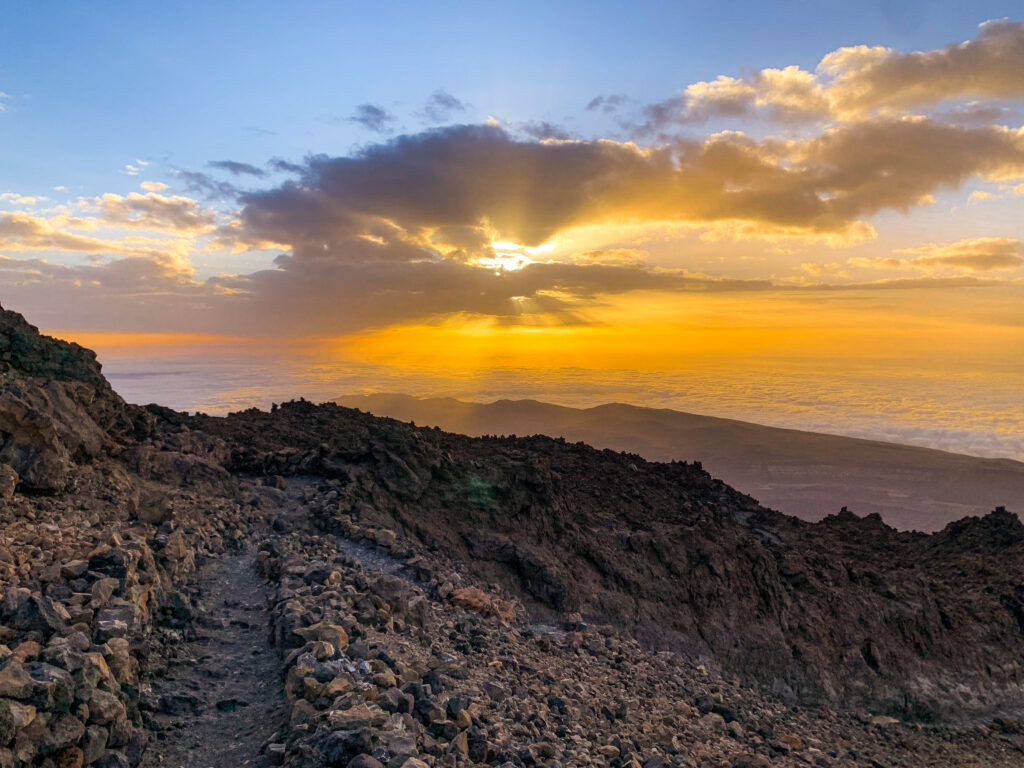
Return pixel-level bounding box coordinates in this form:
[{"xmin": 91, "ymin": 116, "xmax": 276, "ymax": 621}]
[
  {"xmin": 0, "ymin": 305, "xmax": 137, "ymax": 492},
  {"xmin": 203, "ymin": 399, "xmax": 1024, "ymax": 721}
]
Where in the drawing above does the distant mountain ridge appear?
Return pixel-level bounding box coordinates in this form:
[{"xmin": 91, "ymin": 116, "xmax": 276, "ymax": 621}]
[{"xmin": 336, "ymin": 393, "xmax": 1024, "ymax": 531}]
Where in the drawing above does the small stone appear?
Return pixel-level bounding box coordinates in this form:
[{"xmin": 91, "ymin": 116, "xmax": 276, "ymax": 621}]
[
  {"xmin": 292, "ymin": 622, "xmax": 348, "ymax": 651},
  {"xmin": 311, "ymin": 641, "xmax": 334, "ymax": 661},
  {"xmin": 90, "ymin": 579, "xmax": 120, "ymax": 608},
  {"xmin": 348, "ymin": 756, "xmax": 385, "ymax": 768},
  {"xmin": 266, "ymin": 742, "xmax": 286, "ymax": 765},
  {"xmin": 327, "ymin": 703, "xmax": 385, "ymax": 730}
]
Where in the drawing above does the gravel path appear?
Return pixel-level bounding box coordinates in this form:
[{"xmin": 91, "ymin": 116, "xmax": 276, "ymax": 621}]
[{"xmin": 140, "ymin": 550, "xmax": 284, "ymax": 767}]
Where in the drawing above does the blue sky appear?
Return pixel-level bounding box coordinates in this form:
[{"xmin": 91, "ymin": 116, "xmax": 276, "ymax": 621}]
[{"xmin": 3, "ymin": 0, "xmax": 1023, "ymax": 197}]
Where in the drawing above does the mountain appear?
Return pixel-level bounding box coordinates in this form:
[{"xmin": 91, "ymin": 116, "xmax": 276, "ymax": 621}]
[
  {"xmin": 3, "ymin": 304, "xmax": 1024, "ymax": 766},
  {"xmin": 336, "ymin": 393, "xmax": 1024, "ymax": 531}
]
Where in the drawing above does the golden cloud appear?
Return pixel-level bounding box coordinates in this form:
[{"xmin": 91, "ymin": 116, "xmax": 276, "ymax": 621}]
[
  {"xmin": 639, "ymin": 20, "xmax": 1024, "ymax": 127},
  {"xmin": 849, "ymin": 237, "xmax": 1024, "ymax": 273}
]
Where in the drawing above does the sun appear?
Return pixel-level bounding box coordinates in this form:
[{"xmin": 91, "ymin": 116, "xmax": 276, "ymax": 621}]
[
  {"xmin": 476, "ymin": 253, "xmax": 533, "ymax": 271},
  {"xmin": 474, "ymin": 240, "xmax": 556, "ymax": 271}
]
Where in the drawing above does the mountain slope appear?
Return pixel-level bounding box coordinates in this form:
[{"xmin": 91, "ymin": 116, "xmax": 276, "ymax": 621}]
[
  {"xmin": 336, "ymin": 393, "xmax": 1024, "ymax": 531},
  {"xmin": 204, "ymin": 399, "xmax": 1024, "ymax": 720}
]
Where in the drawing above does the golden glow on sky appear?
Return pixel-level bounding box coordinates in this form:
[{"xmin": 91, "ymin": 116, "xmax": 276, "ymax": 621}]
[{"xmin": 327, "ymin": 287, "xmax": 1024, "ymax": 372}]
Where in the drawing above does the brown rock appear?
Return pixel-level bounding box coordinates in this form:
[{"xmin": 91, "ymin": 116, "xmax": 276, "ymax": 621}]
[
  {"xmin": 291, "ymin": 622, "xmax": 348, "ymax": 651},
  {"xmin": 0, "ymin": 662, "xmax": 33, "ymax": 700}
]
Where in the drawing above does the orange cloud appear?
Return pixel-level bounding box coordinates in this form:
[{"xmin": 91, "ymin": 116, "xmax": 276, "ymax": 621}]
[{"xmin": 849, "ymin": 237, "xmax": 1024, "ymax": 273}]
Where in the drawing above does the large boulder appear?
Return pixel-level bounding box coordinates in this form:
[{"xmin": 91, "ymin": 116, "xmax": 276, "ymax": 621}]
[{"xmin": 0, "ymin": 304, "xmax": 133, "ymax": 491}]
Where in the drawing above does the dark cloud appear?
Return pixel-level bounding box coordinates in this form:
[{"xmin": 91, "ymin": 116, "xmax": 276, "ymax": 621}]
[
  {"xmin": 421, "ymin": 89, "xmax": 468, "ymax": 123},
  {"xmin": 518, "ymin": 121, "xmax": 573, "ymax": 140},
  {"xmin": 174, "ymin": 169, "xmax": 240, "ymax": 200},
  {"xmin": 349, "ymin": 104, "xmax": 396, "ymax": 133},
  {"xmin": 268, "ymin": 158, "xmax": 304, "ymax": 174},
  {"xmin": 208, "ymin": 160, "xmax": 268, "ymax": 177},
  {"xmin": 235, "ymin": 120, "xmax": 1024, "ymax": 254},
  {"xmin": 586, "ymin": 94, "xmax": 626, "ymax": 113}
]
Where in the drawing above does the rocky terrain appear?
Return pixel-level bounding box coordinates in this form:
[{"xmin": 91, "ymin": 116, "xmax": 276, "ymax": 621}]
[
  {"xmin": 0, "ymin": 303, "xmax": 1022, "ymax": 767},
  {"xmin": 336, "ymin": 394, "xmax": 1024, "ymax": 531}
]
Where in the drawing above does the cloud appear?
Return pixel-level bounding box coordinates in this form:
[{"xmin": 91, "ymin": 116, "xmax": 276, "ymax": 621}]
[
  {"xmin": 349, "ymin": 103, "xmax": 396, "ymax": 133},
  {"xmin": 518, "ymin": 121, "xmax": 573, "ymax": 140},
  {"xmin": 268, "ymin": 158, "xmax": 304, "ymax": 174},
  {"xmin": 140, "ymin": 181, "xmax": 168, "ymax": 192},
  {"xmin": 849, "ymin": 237, "xmax": 1024, "ymax": 273},
  {"xmin": 0, "ymin": 210, "xmax": 192, "ymax": 266},
  {"xmin": 174, "ymin": 169, "xmax": 240, "ymax": 199},
  {"xmin": 0, "ymin": 92, "xmax": 8, "ymax": 112},
  {"xmin": 91, "ymin": 192, "xmax": 217, "ymax": 234},
  {"xmin": 5, "ymin": 94, "xmax": 1024, "ymax": 338},
  {"xmin": 586, "ymin": 94, "xmax": 626, "ymax": 113},
  {"xmin": 234, "ymin": 120, "xmax": 1024, "ymax": 256},
  {"xmin": 573, "ymin": 248, "xmax": 649, "ymax": 265},
  {"xmin": 421, "ymin": 89, "xmax": 467, "ymax": 123},
  {"xmin": 638, "ymin": 67, "xmax": 829, "ymax": 131},
  {"xmin": 208, "ymin": 160, "xmax": 267, "ymax": 177},
  {"xmin": 633, "ymin": 20, "xmax": 1024, "ymax": 130},
  {"xmin": 822, "ymin": 19, "xmax": 1024, "ymax": 118},
  {"xmin": 0, "ymin": 193, "xmax": 39, "ymax": 206}
]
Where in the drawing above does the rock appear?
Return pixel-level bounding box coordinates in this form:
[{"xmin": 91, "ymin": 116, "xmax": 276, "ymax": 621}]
[
  {"xmin": 266, "ymin": 742, "xmax": 286, "ymax": 765},
  {"xmin": 59, "ymin": 561, "xmax": 89, "ymax": 580},
  {"xmin": 87, "ymin": 690, "xmax": 125, "ymax": 726},
  {"xmin": 449, "ymin": 731, "xmax": 469, "ymax": 756},
  {"xmin": 0, "ymin": 662, "xmax": 33, "ymax": 700},
  {"xmin": 292, "ymin": 622, "xmax": 348, "ymax": 651},
  {"xmin": 0, "ymin": 466, "xmax": 17, "ymax": 501},
  {"xmin": 50, "ymin": 745, "xmax": 84, "ymax": 768},
  {"xmin": 90, "ymin": 579, "xmax": 120, "ymax": 608},
  {"xmin": 870, "ymin": 714, "xmax": 900, "ymax": 728},
  {"xmin": 82, "ymin": 725, "xmax": 108, "ymax": 765},
  {"xmin": 347, "ymin": 755, "xmax": 385, "ymax": 768},
  {"xmin": 0, "ymin": 698, "xmax": 34, "ymax": 745},
  {"xmin": 92, "ymin": 753, "xmax": 130, "ymax": 768},
  {"xmin": 326, "ymin": 703, "xmax": 386, "ymax": 730},
  {"xmin": 42, "ymin": 713, "xmax": 85, "ymax": 753},
  {"xmin": 160, "ymin": 530, "xmax": 189, "ymax": 562},
  {"xmin": 450, "ymin": 588, "xmax": 514, "ymax": 621},
  {"xmin": 311, "ymin": 641, "xmax": 334, "ymax": 661}
]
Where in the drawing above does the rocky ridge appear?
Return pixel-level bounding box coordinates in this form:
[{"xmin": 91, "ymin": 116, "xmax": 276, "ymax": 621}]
[{"xmin": 0, "ymin": 303, "xmax": 1020, "ymax": 766}]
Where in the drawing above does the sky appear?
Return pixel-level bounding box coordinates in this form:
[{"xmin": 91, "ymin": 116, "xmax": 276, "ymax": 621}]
[{"xmin": 1, "ymin": 2, "xmax": 1023, "ymax": 458}]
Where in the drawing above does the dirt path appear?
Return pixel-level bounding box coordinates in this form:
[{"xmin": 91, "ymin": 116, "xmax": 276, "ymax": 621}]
[{"xmin": 141, "ymin": 549, "xmax": 284, "ymax": 767}]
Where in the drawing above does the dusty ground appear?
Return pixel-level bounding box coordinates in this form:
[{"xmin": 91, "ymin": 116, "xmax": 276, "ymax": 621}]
[{"xmin": 140, "ymin": 549, "xmax": 284, "ymax": 767}]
